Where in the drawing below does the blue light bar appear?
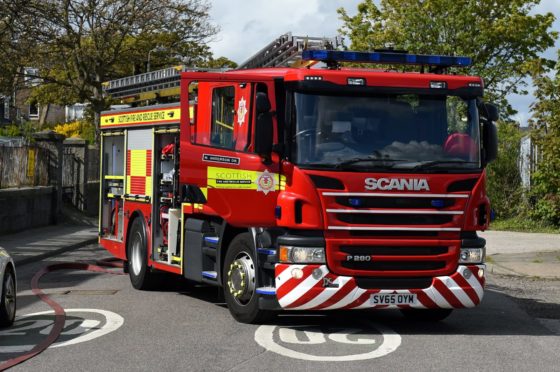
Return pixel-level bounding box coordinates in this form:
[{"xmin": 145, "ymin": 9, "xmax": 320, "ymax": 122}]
[{"xmin": 302, "ymin": 50, "xmax": 471, "ymax": 68}]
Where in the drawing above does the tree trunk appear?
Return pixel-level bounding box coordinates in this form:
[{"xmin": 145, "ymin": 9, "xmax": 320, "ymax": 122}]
[{"xmin": 38, "ymin": 104, "xmax": 50, "ymax": 128}]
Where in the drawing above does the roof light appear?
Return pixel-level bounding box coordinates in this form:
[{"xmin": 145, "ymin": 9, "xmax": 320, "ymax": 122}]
[
  {"xmin": 304, "ymin": 76, "xmax": 323, "ymax": 81},
  {"xmin": 347, "ymin": 78, "xmax": 365, "ymax": 86},
  {"xmin": 301, "ymin": 50, "xmax": 471, "ymax": 68}
]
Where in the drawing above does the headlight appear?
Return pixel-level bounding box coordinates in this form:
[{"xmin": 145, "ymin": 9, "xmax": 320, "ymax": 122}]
[
  {"xmin": 279, "ymin": 246, "xmax": 325, "ymax": 263},
  {"xmin": 459, "ymin": 248, "xmax": 485, "ymax": 264}
]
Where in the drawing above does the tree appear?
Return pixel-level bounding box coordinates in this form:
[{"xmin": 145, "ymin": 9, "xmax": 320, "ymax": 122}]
[
  {"xmin": 4, "ymin": 0, "xmax": 218, "ymax": 137},
  {"xmin": 338, "ymin": 0, "xmax": 557, "ymax": 116},
  {"xmin": 529, "ymin": 51, "xmax": 560, "ymax": 226},
  {"xmin": 486, "ymin": 121, "xmax": 525, "ymax": 219},
  {"xmin": 201, "ymin": 56, "xmax": 238, "ymax": 69}
]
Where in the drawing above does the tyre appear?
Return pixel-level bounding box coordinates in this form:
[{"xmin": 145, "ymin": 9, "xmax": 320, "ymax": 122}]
[
  {"xmin": 0, "ymin": 266, "xmax": 16, "ymax": 328},
  {"xmin": 223, "ymin": 233, "xmax": 273, "ymax": 324},
  {"xmin": 400, "ymin": 308, "xmax": 453, "ymax": 322},
  {"xmin": 127, "ymin": 217, "xmax": 157, "ymax": 290}
]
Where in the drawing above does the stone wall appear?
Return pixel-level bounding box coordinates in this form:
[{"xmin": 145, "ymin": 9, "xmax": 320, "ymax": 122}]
[{"xmin": 0, "ymin": 186, "xmax": 55, "ymax": 235}]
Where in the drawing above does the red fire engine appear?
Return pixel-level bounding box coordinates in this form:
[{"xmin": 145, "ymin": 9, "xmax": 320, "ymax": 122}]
[{"xmin": 99, "ymin": 34, "xmax": 498, "ymax": 323}]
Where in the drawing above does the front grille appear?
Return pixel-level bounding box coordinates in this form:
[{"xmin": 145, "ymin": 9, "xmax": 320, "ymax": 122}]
[
  {"xmin": 335, "ymin": 196, "xmax": 455, "ymax": 209},
  {"xmin": 340, "ymin": 245, "xmax": 448, "ymax": 256},
  {"xmin": 349, "ymin": 230, "xmax": 439, "ymax": 237},
  {"xmin": 322, "ymin": 189, "xmax": 467, "ymax": 277},
  {"xmin": 337, "ymin": 213, "xmax": 454, "ymax": 225},
  {"xmin": 342, "ymin": 260, "xmax": 446, "ymax": 271},
  {"xmin": 355, "ymin": 277, "xmax": 433, "ymax": 289}
]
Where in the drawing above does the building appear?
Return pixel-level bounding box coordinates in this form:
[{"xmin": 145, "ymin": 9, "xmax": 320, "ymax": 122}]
[{"xmin": 1, "ymin": 67, "xmax": 65, "ymax": 127}]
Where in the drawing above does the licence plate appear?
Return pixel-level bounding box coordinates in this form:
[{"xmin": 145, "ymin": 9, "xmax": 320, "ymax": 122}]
[{"xmin": 370, "ymin": 293, "xmax": 417, "ymax": 305}]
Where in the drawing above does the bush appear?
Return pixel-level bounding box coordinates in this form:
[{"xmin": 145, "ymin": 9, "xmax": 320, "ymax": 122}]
[
  {"xmin": 52, "ymin": 120, "xmax": 96, "ymax": 143},
  {"xmin": 0, "ymin": 121, "xmax": 39, "ymax": 141},
  {"xmin": 486, "ymin": 121, "xmax": 527, "ymax": 219}
]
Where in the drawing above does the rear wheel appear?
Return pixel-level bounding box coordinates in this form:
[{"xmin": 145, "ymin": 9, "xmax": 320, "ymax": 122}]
[
  {"xmin": 127, "ymin": 217, "xmax": 157, "ymax": 290},
  {"xmin": 223, "ymin": 233, "xmax": 273, "ymax": 324},
  {"xmin": 0, "ymin": 266, "xmax": 16, "ymax": 328},
  {"xmin": 400, "ymin": 308, "xmax": 453, "ymax": 322}
]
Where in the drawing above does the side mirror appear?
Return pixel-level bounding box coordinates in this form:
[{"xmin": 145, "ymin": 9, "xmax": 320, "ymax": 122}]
[
  {"xmin": 483, "ymin": 103, "xmax": 499, "ymax": 122},
  {"xmin": 482, "ymin": 120, "xmax": 498, "ymax": 164},
  {"xmin": 254, "ymin": 92, "xmax": 273, "ymax": 160}
]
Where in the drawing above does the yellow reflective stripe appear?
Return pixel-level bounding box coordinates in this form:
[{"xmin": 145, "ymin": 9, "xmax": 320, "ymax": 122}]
[
  {"xmin": 130, "ymin": 150, "xmax": 147, "ymax": 177},
  {"xmin": 101, "ymin": 107, "xmax": 180, "ymax": 127},
  {"xmin": 105, "ymin": 175, "xmax": 124, "ymax": 180},
  {"xmin": 279, "ymin": 175, "xmax": 287, "ymax": 191},
  {"xmin": 207, "ymin": 166, "xmax": 256, "ymax": 190},
  {"xmin": 126, "ymin": 176, "xmax": 131, "ymax": 194},
  {"xmin": 207, "ymin": 167, "xmax": 283, "ymax": 191},
  {"xmin": 145, "ymin": 176, "xmax": 152, "ymax": 198}
]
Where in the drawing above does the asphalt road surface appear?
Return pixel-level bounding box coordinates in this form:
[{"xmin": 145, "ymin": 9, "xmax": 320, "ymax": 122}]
[{"xmin": 2, "ymin": 244, "xmax": 559, "ymax": 371}]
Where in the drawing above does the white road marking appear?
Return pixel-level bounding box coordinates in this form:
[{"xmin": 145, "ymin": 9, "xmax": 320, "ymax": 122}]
[
  {"xmin": 254, "ymin": 322, "xmax": 401, "ymax": 361},
  {"xmin": 0, "ymin": 308, "xmax": 124, "ymax": 353}
]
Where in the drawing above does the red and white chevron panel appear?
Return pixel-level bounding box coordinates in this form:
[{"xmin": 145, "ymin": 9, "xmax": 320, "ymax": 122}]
[{"xmin": 275, "ymin": 264, "xmax": 485, "ymax": 310}]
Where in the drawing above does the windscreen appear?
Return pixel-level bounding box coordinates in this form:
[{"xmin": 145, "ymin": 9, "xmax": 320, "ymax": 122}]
[{"xmin": 292, "ymin": 92, "xmax": 481, "ymax": 171}]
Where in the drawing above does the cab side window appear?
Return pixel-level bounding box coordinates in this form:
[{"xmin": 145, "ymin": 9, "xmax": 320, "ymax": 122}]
[{"xmin": 211, "ymin": 86, "xmax": 235, "ymax": 149}]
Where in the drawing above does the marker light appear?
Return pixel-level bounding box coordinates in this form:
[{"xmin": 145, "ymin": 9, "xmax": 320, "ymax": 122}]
[
  {"xmin": 431, "ymin": 199, "xmax": 445, "ymax": 208},
  {"xmin": 349, "ymin": 198, "xmax": 363, "ymax": 207},
  {"xmin": 430, "ymin": 81, "xmax": 447, "ymax": 89},
  {"xmin": 301, "ymin": 50, "xmax": 472, "ymax": 68},
  {"xmin": 347, "ymin": 78, "xmax": 365, "ymax": 86}
]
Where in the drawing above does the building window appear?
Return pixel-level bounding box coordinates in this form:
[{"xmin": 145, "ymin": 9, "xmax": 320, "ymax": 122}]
[
  {"xmin": 3, "ymin": 96, "xmax": 9, "ymax": 120},
  {"xmin": 29, "ymin": 102, "xmax": 39, "ymax": 119},
  {"xmin": 24, "ymin": 67, "xmax": 40, "ymax": 87}
]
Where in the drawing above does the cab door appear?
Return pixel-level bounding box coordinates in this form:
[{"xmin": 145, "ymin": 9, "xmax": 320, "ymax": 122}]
[{"xmin": 180, "ymin": 74, "xmax": 281, "ymax": 226}]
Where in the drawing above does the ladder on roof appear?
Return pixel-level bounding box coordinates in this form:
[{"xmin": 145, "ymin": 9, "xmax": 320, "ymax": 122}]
[
  {"xmin": 237, "ymin": 32, "xmax": 343, "ymax": 69},
  {"xmin": 103, "ymin": 66, "xmax": 220, "ymax": 102},
  {"xmin": 104, "ymin": 33, "xmax": 342, "ymax": 102}
]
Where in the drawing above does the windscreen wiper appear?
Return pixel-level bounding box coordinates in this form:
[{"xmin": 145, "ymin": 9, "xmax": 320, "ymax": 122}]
[
  {"xmin": 408, "ymin": 160, "xmax": 479, "ymax": 170},
  {"xmin": 335, "ymin": 157, "xmax": 408, "ymax": 169}
]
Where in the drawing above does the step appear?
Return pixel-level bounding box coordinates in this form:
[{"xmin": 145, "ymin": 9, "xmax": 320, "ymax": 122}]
[
  {"xmin": 201, "ymin": 271, "xmax": 217, "ymax": 280},
  {"xmin": 257, "ymin": 248, "xmax": 276, "ymax": 255},
  {"xmin": 204, "ymin": 236, "xmax": 219, "ymax": 246},
  {"xmin": 256, "ymin": 287, "xmax": 276, "ymax": 295}
]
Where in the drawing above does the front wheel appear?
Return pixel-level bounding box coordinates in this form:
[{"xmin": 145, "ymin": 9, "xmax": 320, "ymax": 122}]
[
  {"xmin": 400, "ymin": 308, "xmax": 453, "ymax": 322},
  {"xmin": 223, "ymin": 233, "xmax": 273, "ymax": 324},
  {"xmin": 0, "ymin": 267, "xmax": 16, "ymax": 328}
]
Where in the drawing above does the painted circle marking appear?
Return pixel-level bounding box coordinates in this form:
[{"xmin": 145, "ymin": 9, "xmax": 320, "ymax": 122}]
[
  {"xmin": 254, "ymin": 322, "xmax": 401, "ymax": 361},
  {"xmin": 0, "ymin": 308, "xmax": 124, "ymax": 353}
]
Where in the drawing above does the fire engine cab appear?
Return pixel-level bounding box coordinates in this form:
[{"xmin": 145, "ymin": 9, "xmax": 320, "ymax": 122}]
[{"xmin": 99, "ymin": 34, "xmax": 498, "ymax": 323}]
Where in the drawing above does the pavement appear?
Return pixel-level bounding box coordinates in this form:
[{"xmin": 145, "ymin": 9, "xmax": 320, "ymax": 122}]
[
  {"xmin": 480, "ymin": 230, "xmax": 560, "ymax": 279},
  {"xmin": 0, "ymin": 223, "xmax": 98, "ymax": 266},
  {"xmin": 0, "ymin": 220, "xmax": 558, "ymax": 279}
]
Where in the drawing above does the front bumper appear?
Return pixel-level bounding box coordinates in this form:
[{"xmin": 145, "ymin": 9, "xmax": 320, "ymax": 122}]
[{"xmin": 274, "ymin": 264, "xmax": 485, "ymax": 310}]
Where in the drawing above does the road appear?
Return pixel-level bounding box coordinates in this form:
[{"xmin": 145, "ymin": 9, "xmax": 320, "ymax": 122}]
[{"xmin": 2, "ymin": 243, "xmax": 559, "ymax": 371}]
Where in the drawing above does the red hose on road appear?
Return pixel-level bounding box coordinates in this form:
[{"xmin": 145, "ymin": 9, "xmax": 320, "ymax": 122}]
[{"xmin": 0, "ymin": 258, "xmax": 125, "ymax": 371}]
